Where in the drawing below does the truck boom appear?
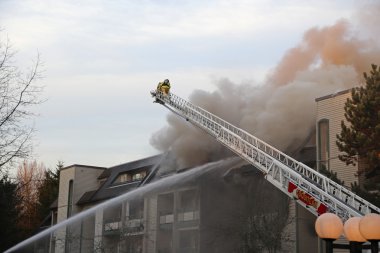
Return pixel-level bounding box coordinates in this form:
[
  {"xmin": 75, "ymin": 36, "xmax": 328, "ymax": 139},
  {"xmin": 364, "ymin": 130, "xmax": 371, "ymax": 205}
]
[{"xmin": 151, "ymin": 90, "xmax": 380, "ymax": 220}]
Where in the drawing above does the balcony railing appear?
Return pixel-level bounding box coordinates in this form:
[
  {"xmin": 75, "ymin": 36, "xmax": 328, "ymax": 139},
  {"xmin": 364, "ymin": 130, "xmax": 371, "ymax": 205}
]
[
  {"xmin": 103, "ymin": 218, "xmax": 122, "ymax": 235},
  {"xmin": 125, "ymin": 218, "xmax": 144, "ymax": 235},
  {"xmin": 177, "ymin": 211, "xmax": 199, "ymax": 222},
  {"xmin": 159, "ymin": 214, "xmax": 174, "ymax": 224}
]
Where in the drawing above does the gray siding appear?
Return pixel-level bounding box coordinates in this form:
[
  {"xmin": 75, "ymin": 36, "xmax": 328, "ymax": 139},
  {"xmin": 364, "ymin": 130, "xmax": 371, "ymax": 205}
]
[{"xmin": 316, "ymin": 91, "xmax": 358, "ymax": 187}]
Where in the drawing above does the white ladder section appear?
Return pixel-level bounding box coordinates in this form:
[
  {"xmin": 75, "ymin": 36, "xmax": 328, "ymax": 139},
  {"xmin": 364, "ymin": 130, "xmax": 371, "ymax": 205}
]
[{"xmin": 152, "ymin": 90, "xmax": 380, "ymax": 221}]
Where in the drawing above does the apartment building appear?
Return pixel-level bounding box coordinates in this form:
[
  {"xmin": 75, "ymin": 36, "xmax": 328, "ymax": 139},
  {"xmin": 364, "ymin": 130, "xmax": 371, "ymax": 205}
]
[
  {"xmin": 28, "ymin": 88, "xmax": 368, "ymax": 253},
  {"xmin": 315, "ymin": 88, "xmax": 360, "ymax": 187},
  {"xmin": 29, "ymin": 154, "xmax": 293, "ymax": 253}
]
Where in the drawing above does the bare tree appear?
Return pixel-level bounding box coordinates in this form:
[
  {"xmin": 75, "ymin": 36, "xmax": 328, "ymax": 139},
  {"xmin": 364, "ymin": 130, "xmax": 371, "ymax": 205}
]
[
  {"xmin": 0, "ymin": 34, "xmax": 43, "ymax": 171},
  {"xmin": 16, "ymin": 160, "xmax": 46, "ymax": 237}
]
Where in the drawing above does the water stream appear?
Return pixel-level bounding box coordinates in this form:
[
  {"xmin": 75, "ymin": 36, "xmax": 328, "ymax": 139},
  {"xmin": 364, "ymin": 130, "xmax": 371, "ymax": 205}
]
[
  {"xmin": 6, "ymin": 157, "xmax": 292, "ymax": 253},
  {"xmin": 6, "ymin": 158, "xmax": 239, "ymax": 252}
]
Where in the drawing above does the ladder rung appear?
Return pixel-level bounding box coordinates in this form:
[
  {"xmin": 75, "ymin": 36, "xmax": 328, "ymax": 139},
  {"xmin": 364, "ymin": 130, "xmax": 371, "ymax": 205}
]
[{"xmin": 154, "ymin": 91, "xmax": 380, "ymax": 220}]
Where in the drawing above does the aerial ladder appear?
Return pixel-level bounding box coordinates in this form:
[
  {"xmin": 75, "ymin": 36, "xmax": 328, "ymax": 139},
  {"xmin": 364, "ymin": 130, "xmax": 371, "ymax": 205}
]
[{"xmin": 151, "ymin": 90, "xmax": 380, "ymax": 221}]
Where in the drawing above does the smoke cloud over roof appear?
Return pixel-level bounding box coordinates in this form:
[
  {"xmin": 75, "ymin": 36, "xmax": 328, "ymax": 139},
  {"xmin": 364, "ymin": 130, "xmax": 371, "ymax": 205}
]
[{"xmin": 150, "ymin": 3, "xmax": 380, "ymax": 168}]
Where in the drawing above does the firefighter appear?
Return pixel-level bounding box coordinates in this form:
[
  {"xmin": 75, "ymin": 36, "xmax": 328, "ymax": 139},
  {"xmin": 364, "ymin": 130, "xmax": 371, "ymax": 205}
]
[
  {"xmin": 157, "ymin": 79, "xmax": 171, "ymax": 95},
  {"xmin": 154, "ymin": 79, "xmax": 171, "ymax": 103}
]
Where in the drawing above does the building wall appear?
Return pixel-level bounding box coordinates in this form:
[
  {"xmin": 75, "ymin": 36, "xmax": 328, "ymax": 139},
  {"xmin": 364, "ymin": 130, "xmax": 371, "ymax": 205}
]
[
  {"xmin": 53, "ymin": 167, "xmax": 76, "ymax": 253},
  {"xmin": 57, "ymin": 167, "xmax": 75, "ymax": 224},
  {"xmin": 94, "ymin": 209, "xmax": 104, "ymax": 252},
  {"xmin": 52, "ymin": 150, "xmax": 341, "ymax": 253},
  {"xmin": 316, "ymin": 90, "xmax": 358, "ymax": 188},
  {"xmin": 55, "ymin": 165, "xmax": 104, "ymax": 253},
  {"xmin": 73, "ymin": 167, "xmax": 104, "ymax": 213},
  {"xmin": 57, "ymin": 166, "xmax": 104, "ymax": 222},
  {"xmin": 145, "ymin": 196, "xmax": 157, "ymax": 253}
]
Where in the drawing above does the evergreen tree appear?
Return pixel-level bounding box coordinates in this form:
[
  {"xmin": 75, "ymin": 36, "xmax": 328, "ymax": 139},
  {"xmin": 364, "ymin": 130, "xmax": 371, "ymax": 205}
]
[
  {"xmin": 37, "ymin": 161, "xmax": 62, "ymax": 222},
  {"xmin": 318, "ymin": 164, "xmax": 345, "ymax": 185},
  {"xmin": 0, "ymin": 174, "xmax": 22, "ymax": 252},
  {"xmin": 351, "ymin": 182, "xmax": 380, "ymax": 208},
  {"xmin": 336, "ymin": 64, "xmax": 380, "ymax": 179}
]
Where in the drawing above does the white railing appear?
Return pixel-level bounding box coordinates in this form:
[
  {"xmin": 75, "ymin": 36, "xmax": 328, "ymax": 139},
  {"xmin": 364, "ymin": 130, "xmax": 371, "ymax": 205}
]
[
  {"xmin": 178, "ymin": 211, "xmax": 199, "ymax": 222},
  {"xmin": 104, "ymin": 220, "xmax": 121, "ymax": 232},
  {"xmin": 159, "ymin": 213, "xmax": 174, "ymax": 224}
]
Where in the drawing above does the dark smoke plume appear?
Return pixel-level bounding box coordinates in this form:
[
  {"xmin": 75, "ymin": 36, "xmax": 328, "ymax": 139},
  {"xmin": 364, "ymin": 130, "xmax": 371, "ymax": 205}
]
[{"xmin": 150, "ymin": 3, "xmax": 380, "ymax": 168}]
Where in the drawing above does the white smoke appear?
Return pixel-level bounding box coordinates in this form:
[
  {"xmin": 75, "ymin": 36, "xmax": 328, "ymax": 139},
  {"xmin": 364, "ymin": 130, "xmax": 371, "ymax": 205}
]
[{"xmin": 151, "ymin": 3, "xmax": 380, "ymax": 168}]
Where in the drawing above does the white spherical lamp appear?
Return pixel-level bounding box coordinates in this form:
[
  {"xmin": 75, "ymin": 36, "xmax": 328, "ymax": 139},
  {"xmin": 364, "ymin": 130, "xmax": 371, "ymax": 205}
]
[
  {"xmin": 359, "ymin": 213, "xmax": 380, "ymax": 240},
  {"xmin": 344, "ymin": 217, "xmax": 366, "ymax": 242},
  {"xmin": 315, "ymin": 213, "xmax": 344, "ymax": 239}
]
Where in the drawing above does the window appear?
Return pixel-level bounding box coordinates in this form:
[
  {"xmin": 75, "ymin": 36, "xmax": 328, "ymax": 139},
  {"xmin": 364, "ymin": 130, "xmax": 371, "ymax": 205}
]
[
  {"xmin": 66, "ymin": 180, "xmax": 74, "ymax": 253},
  {"xmin": 178, "ymin": 189, "xmax": 199, "ymax": 222},
  {"xmin": 119, "ymin": 173, "xmax": 131, "ymax": 183},
  {"xmin": 179, "ymin": 189, "xmax": 198, "ymax": 212},
  {"xmin": 129, "ymin": 199, "xmax": 144, "ymax": 220},
  {"xmin": 158, "ymin": 193, "xmax": 174, "ymax": 215},
  {"xmin": 114, "ymin": 172, "xmax": 132, "ymax": 184},
  {"xmin": 318, "ymin": 119, "xmax": 330, "ymax": 169},
  {"xmin": 132, "ymin": 171, "xmax": 146, "ymax": 181},
  {"xmin": 67, "ymin": 180, "xmax": 74, "ymax": 218},
  {"xmin": 114, "ymin": 170, "xmax": 147, "ymax": 185}
]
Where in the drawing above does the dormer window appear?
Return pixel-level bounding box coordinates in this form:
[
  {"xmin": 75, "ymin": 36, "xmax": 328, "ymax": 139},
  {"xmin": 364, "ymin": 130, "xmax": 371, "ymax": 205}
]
[
  {"xmin": 132, "ymin": 171, "xmax": 146, "ymax": 181},
  {"xmin": 113, "ymin": 170, "xmax": 147, "ymax": 185},
  {"xmin": 114, "ymin": 172, "xmax": 132, "ymax": 184}
]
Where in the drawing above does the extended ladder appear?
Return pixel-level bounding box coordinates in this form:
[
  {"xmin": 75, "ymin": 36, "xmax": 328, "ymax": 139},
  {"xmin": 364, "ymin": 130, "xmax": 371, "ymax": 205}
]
[{"xmin": 152, "ymin": 90, "xmax": 380, "ymax": 221}]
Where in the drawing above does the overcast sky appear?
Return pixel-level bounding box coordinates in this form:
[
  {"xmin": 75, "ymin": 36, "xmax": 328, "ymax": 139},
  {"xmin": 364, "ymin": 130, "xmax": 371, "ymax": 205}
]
[{"xmin": 0, "ymin": 0, "xmax": 359, "ymax": 169}]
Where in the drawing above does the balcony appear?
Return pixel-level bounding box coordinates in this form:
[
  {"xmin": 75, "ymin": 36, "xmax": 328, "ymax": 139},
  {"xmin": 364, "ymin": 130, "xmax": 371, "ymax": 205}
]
[
  {"xmin": 103, "ymin": 219, "xmax": 122, "ymax": 235},
  {"xmin": 178, "ymin": 211, "xmax": 199, "ymax": 222},
  {"xmin": 125, "ymin": 218, "xmax": 144, "ymax": 235},
  {"xmin": 159, "ymin": 214, "xmax": 174, "ymax": 224},
  {"xmin": 177, "ymin": 210, "xmax": 199, "ymax": 228},
  {"xmin": 159, "ymin": 213, "xmax": 174, "ymax": 230}
]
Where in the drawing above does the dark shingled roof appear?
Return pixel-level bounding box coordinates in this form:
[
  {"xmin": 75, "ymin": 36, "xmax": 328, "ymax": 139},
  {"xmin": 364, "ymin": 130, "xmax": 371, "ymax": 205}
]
[
  {"xmin": 77, "ymin": 154, "xmax": 162, "ymax": 205},
  {"xmin": 77, "ymin": 190, "xmax": 98, "ymax": 205},
  {"xmin": 50, "ymin": 198, "xmax": 58, "ymax": 209},
  {"xmin": 98, "ymin": 169, "xmax": 111, "ymax": 179}
]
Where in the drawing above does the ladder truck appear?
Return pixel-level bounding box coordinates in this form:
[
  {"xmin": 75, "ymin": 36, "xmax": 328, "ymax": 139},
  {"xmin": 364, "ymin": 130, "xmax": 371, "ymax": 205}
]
[{"xmin": 150, "ymin": 89, "xmax": 380, "ymax": 221}]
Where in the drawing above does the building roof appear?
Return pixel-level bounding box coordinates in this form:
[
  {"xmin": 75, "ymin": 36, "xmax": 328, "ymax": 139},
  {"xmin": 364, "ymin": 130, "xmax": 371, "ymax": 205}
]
[
  {"xmin": 98, "ymin": 169, "xmax": 111, "ymax": 179},
  {"xmin": 77, "ymin": 154, "xmax": 162, "ymax": 205},
  {"xmin": 50, "ymin": 198, "xmax": 58, "ymax": 209},
  {"xmin": 60, "ymin": 164, "xmax": 106, "ymax": 171},
  {"xmin": 77, "ymin": 190, "xmax": 98, "ymax": 205},
  {"xmin": 315, "ymin": 88, "xmax": 352, "ymax": 102}
]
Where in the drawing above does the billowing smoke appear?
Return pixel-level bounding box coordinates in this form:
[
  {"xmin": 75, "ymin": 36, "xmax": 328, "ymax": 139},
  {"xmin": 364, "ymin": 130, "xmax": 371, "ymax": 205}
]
[{"xmin": 150, "ymin": 3, "xmax": 380, "ymax": 168}]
